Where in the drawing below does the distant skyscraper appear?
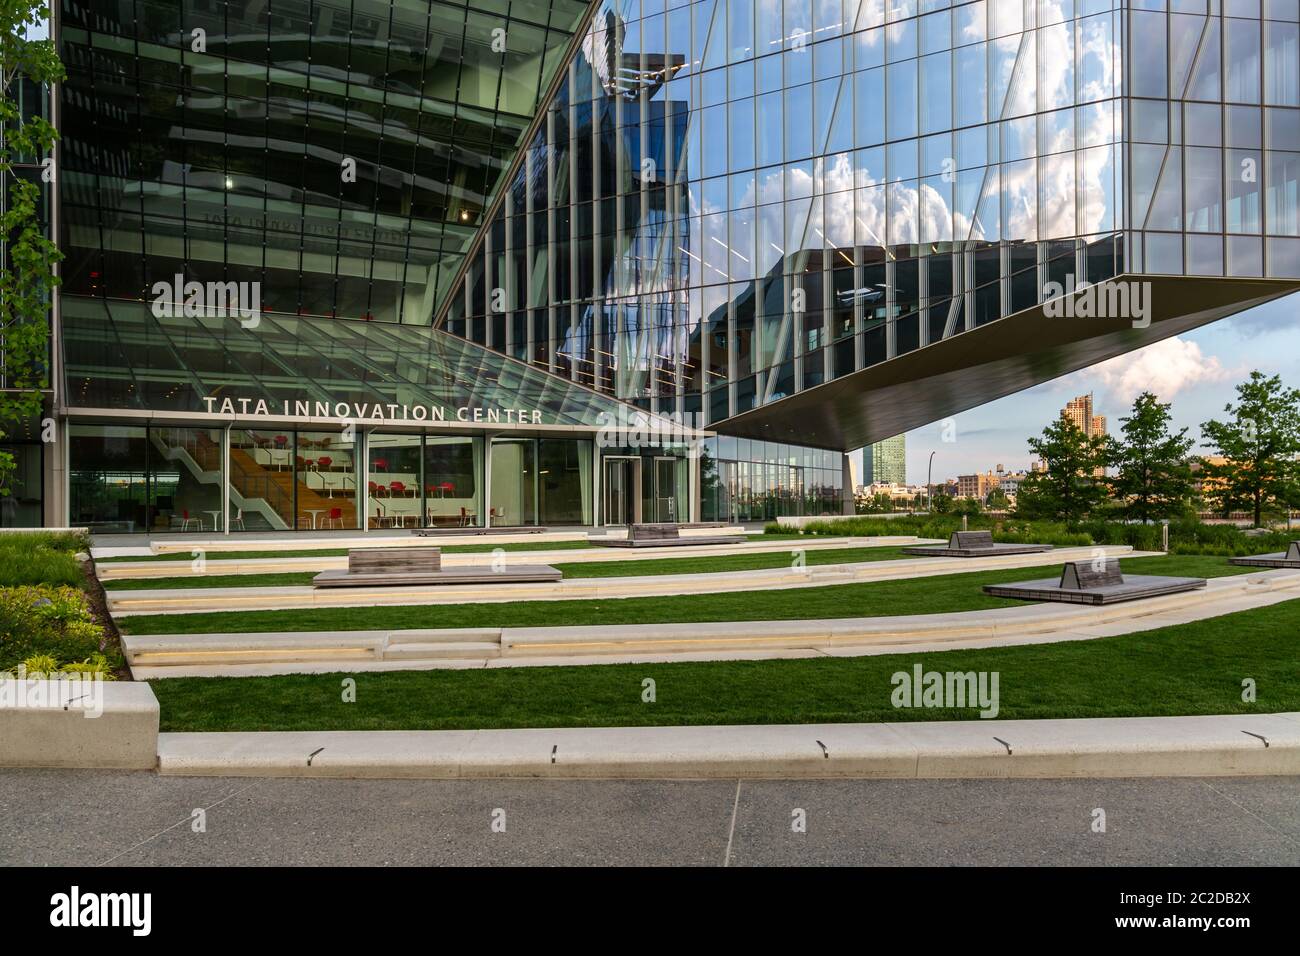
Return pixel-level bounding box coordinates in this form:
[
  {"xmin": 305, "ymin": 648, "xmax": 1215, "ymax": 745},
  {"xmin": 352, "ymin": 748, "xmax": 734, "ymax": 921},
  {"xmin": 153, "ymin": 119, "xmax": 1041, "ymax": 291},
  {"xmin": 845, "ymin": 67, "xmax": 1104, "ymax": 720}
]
[
  {"xmin": 1062, "ymin": 394, "xmax": 1108, "ymax": 438},
  {"xmin": 868, "ymin": 435, "xmax": 907, "ymax": 486}
]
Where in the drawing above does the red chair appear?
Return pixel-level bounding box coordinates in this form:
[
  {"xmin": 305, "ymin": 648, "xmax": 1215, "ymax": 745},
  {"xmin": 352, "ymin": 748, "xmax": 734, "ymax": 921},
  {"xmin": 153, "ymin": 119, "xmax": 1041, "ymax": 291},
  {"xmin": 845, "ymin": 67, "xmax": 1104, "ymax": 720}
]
[
  {"xmin": 389, "ymin": 481, "xmax": 407, "ymax": 496},
  {"xmin": 317, "ymin": 456, "xmax": 332, "ymax": 471},
  {"xmin": 373, "ymin": 457, "xmax": 388, "ymax": 472},
  {"xmin": 273, "ymin": 435, "xmax": 288, "ymax": 447},
  {"xmin": 438, "ymin": 481, "xmax": 454, "ymax": 496},
  {"xmin": 179, "ymin": 509, "xmax": 201, "ymax": 532},
  {"xmin": 323, "ymin": 506, "xmax": 343, "ymax": 529}
]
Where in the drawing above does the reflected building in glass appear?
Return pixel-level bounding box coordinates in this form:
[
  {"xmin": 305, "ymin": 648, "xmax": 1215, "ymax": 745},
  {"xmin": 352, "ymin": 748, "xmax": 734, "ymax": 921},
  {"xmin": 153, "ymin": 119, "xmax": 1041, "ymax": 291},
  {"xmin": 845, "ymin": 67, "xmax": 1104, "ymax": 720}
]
[{"xmin": 21, "ymin": 0, "xmax": 1300, "ymax": 529}]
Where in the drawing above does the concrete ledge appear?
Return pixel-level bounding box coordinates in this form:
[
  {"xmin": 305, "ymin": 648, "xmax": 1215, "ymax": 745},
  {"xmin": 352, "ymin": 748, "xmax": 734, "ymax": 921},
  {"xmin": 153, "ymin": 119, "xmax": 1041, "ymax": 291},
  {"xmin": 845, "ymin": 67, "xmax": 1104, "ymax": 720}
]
[
  {"xmin": 155, "ymin": 712, "xmax": 1300, "ymax": 779},
  {"xmin": 0, "ymin": 680, "xmax": 159, "ymax": 769}
]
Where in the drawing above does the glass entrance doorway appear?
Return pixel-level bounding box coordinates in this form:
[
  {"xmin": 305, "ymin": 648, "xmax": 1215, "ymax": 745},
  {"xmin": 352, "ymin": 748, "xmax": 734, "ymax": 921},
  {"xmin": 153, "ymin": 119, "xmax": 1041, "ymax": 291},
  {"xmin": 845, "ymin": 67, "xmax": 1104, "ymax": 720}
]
[
  {"xmin": 653, "ymin": 457, "xmax": 678, "ymax": 522},
  {"xmin": 603, "ymin": 457, "xmax": 640, "ymax": 525}
]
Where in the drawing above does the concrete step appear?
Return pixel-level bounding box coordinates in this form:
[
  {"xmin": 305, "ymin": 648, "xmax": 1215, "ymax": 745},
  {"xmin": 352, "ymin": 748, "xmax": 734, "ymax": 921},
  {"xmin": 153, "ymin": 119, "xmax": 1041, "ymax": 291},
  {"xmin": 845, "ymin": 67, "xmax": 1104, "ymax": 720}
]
[
  {"xmin": 385, "ymin": 628, "xmax": 501, "ymax": 645},
  {"xmin": 382, "ymin": 641, "xmax": 500, "ymax": 660}
]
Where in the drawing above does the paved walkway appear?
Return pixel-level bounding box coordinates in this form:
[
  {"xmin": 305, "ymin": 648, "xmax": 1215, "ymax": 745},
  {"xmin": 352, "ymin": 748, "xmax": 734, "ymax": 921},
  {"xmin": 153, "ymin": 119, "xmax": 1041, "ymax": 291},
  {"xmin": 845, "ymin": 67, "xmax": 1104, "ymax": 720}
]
[
  {"xmin": 123, "ymin": 566, "xmax": 1300, "ymax": 678},
  {"xmin": 106, "ymin": 545, "xmax": 1139, "ymax": 615},
  {"xmin": 154, "ymin": 713, "xmax": 1300, "ymax": 779},
  {"xmin": 4, "ymin": 770, "xmax": 1295, "ymax": 865}
]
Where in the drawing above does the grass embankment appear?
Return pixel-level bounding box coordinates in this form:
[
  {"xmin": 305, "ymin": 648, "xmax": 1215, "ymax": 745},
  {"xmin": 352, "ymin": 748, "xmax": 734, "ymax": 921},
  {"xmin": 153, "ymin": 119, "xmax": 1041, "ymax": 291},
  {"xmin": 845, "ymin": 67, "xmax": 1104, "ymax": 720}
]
[
  {"xmin": 149, "ymin": 595, "xmax": 1300, "ymax": 732},
  {"xmin": 117, "ymin": 554, "xmax": 1247, "ymax": 635},
  {"xmin": 101, "ymin": 544, "xmax": 913, "ymax": 590}
]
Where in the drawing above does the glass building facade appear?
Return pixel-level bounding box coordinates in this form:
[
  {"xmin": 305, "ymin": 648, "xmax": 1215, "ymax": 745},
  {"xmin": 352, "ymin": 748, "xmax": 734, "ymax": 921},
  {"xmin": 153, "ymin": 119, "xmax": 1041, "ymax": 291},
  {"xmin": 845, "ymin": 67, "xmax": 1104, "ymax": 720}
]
[
  {"xmin": 440, "ymin": 0, "xmax": 1299, "ymax": 438},
  {"xmin": 59, "ymin": 0, "xmax": 588, "ymax": 322},
  {"xmin": 31, "ymin": 0, "xmax": 1300, "ymax": 529}
]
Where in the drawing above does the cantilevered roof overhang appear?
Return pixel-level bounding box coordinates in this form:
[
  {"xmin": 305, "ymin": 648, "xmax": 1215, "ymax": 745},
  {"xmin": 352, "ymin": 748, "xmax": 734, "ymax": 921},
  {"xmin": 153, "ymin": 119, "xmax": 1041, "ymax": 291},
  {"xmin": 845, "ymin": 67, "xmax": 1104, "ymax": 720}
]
[
  {"xmin": 60, "ymin": 296, "xmax": 703, "ymax": 442},
  {"xmin": 715, "ymin": 276, "xmax": 1300, "ymax": 451}
]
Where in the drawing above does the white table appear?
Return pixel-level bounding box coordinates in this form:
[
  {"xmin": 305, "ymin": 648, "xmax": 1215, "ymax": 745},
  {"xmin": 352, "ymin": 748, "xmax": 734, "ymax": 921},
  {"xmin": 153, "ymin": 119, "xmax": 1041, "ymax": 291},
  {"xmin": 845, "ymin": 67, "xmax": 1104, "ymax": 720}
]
[
  {"xmin": 303, "ymin": 509, "xmax": 324, "ymax": 529},
  {"xmin": 206, "ymin": 510, "xmax": 222, "ymax": 532}
]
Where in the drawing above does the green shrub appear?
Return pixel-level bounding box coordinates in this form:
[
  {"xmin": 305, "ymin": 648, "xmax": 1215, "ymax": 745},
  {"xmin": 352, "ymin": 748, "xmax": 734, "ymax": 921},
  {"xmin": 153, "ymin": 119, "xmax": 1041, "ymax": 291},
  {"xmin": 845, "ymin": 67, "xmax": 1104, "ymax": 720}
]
[
  {"xmin": 0, "ymin": 585, "xmax": 106, "ymax": 672},
  {"xmin": 61, "ymin": 653, "xmax": 117, "ymax": 680},
  {"xmin": 775, "ymin": 515, "xmax": 1090, "ymax": 545},
  {"xmin": 0, "ymin": 532, "xmax": 88, "ymax": 588},
  {"xmin": 772, "ymin": 515, "xmax": 1296, "ymax": 557},
  {"xmin": 19, "ymin": 653, "xmax": 60, "ymax": 676}
]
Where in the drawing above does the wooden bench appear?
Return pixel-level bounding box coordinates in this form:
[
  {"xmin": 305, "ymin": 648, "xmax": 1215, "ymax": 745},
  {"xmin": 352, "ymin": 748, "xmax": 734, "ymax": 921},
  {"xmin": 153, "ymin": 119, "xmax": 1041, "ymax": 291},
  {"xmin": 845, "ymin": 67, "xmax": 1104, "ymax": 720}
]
[
  {"xmin": 1228, "ymin": 540, "xmax": 1300, "ymax": 568},
  {"xmin": 1059, "ymin": 557, "xmax": 1124, "ymax": 590},
  {"xmin": 591, "ymin": 523, "xmax": 747, "ymax": 548},
  {"xmin": 902, "ymin": 529, "xmax": 1051, "ymax": 557},
  {"xmin": 347, "ymin": 548, "xmax": 442, "ymax": 575},
  {"xmin": 312, "ymin": 547, "xmax": 561, "ymax": 587},
  {"xmin": 631, "ymin": 524, "xmax": 680, "ymax": 541},
  {"xmin": 949, "ymin": 530, "xmax": 995, "ymax": 550}
]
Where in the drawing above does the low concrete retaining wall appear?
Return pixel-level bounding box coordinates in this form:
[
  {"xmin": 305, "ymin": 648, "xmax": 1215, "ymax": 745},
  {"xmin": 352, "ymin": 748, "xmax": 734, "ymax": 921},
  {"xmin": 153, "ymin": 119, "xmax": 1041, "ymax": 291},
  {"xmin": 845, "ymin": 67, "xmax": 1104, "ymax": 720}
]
[
  {"xmin": 0, "ymin": 680, "xmax": 159, "ymax": 769},
  {"xmin": 156, "ymin": 713, "xmax": 1300, "ymax": 779}
]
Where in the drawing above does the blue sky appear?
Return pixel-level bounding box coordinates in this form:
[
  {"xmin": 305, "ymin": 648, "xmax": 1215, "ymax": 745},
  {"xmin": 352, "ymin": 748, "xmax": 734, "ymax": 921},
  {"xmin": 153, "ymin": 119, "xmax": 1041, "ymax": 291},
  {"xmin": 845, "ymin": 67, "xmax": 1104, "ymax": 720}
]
[{"xmin": 852, "ymin": 291, "xmax": 1300, "ymax": 486}]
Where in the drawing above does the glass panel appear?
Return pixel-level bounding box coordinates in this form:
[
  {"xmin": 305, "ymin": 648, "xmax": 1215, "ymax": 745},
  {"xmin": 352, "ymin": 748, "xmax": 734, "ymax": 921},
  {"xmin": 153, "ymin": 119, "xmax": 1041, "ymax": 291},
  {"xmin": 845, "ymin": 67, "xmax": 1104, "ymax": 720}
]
[
  {"xmin": 425, "ymin": 436, "xmax": 483, "ymax": 528},
  {"xmin": 491, "ymin": 438, "xmax": 537, "ymax": 526},
  {"xmin": 229, "ymin": 429, "xmax": 294, "ymax": 531},
  {"xmin": 69, "ymin": 425, "xmax": 149, "ymax": 533},
  {"xmin": 0, "ymin": 444, "xmax": 42, "ymax": 527},
  {"xmin": 368, "ymin": 434, "xmax": 421, "ymax": 530},
  {"xmin": 150, "ymin": 427, "xmax": 225, "ymax": 534},
  {"xmin": 538, "ymin": 439, "xmax": 593, "ymax": 525}
]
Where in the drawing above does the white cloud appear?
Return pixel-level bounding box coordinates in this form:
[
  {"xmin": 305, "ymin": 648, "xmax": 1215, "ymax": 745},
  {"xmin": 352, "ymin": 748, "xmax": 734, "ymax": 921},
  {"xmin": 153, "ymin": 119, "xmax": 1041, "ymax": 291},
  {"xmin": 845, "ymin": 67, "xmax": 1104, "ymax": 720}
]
[{"xmin": 1063, "ymin": 336, "xmax": 1230, "ymax": 407}]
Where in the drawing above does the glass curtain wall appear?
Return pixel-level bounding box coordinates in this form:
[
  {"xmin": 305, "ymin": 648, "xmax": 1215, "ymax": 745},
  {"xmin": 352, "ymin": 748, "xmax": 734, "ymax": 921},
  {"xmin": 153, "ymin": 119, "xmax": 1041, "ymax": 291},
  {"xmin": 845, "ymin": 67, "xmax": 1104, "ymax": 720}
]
[
  {"xmin": 439, "ymin": 0, "xmax": 1134, "ymax": 428},
  {"xmin": 700, "ymin": 435, "xmax": 843, "ymax": 521},
  {"xmin": 59, "ymin": 0, "xmax": 591, "ymax": 325}
]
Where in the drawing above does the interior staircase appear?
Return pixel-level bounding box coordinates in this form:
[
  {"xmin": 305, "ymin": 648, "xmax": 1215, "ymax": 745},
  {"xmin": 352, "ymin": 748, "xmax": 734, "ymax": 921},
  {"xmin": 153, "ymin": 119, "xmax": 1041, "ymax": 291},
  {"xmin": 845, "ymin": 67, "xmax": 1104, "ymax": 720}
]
[{"xmin": 150, "ymin": 430, "xmax": 358, "ymax": 531}]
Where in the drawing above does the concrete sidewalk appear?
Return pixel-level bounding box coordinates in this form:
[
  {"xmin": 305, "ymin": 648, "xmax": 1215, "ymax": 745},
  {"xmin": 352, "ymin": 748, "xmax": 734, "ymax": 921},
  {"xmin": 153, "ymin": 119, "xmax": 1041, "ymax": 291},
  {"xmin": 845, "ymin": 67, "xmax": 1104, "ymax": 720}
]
[{"xmin": 156, "ymin": 713, "xmax": 1300, "ymax": 780}]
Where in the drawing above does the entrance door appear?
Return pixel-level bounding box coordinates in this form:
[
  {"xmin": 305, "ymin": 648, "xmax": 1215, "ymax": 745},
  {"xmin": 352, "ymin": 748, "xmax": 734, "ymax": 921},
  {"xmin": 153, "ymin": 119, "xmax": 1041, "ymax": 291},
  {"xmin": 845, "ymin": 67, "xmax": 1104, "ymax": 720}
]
[
  {"xmin": 653, "ymin": 457, "xmax": 677, "ymax": 522},
  {"xmin": 603, "ymin": 457, "xmax": 639, "ymax": 525}
]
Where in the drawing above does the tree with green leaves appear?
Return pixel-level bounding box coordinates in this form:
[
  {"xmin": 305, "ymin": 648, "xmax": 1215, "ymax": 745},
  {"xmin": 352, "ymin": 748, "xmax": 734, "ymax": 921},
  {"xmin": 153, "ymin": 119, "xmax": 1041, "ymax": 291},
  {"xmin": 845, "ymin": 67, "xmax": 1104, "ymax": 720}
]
[
  {"xmin": 1, "ymin": 1, "xmax": 63, "ymax": 494},
  {"xmin": 930, "ymin": 491, "xmax": 953, "ymax": 513},
  {"xmin": 1014, "ymin": 417, "xmax": 1111, "ymax": 526},
  {"xmin": 1199, "ymin": 371, "xmax": 1300, "ymax": 527},
  {"xmin": 985, "ymin": 485, "xmax": 1010, "ymax": 510},
  {"xmin": 1109, "ymin": 391, "xmax": 1195, "ymax": 522}
]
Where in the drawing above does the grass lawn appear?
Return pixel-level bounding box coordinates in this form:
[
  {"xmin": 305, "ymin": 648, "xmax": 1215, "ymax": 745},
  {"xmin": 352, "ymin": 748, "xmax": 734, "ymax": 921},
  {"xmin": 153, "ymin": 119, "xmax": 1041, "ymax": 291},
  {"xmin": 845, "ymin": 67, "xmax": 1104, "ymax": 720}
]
[
  {"xmin": 93, "ymin": 533, "xmax": 812, "ymax": 563},
  {"xmin": 101, "ymin": 544, "xmax": 913, "ymax": 590},
  {"xmin": 94, "ymin": 539, "xmax": 600, "ymax": 562},
  {"xmin": 149, "ymin": 595, "xmax": 1300, "ymax": 732},
  {"xmin": 117, "ymin": 554, "xmax": 1248, "ymax": 635}
]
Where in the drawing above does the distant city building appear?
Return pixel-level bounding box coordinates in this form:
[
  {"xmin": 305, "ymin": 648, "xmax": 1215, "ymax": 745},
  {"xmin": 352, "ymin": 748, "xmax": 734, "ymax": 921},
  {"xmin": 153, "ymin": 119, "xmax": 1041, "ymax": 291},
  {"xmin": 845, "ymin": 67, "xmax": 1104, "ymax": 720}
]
[
  {"xmin": 956, "ymin": 471, "xmax": 1001, "ymax": 500},
  {"xmin": 997, "ymin": 472, "xmax": 1031, "ymax": 498},
  {"xmin": 866, "ymin": 435, "xmax": 907, "ymax": 486},
  {"xmin": 1063, "ymin": 394, "xmax": 1108, "ymax": 438}
]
